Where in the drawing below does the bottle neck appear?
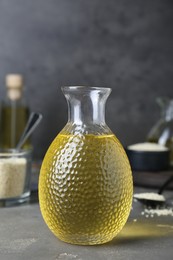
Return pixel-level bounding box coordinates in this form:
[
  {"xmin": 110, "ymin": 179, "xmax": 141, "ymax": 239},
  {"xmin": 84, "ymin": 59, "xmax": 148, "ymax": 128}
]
[
  {"xmin": 7, "ymin": 88, "xmax": 23, "ymax": 101},
  {"xmin": 165, "ymin": 100, "xmax": 173, "ymax": 121},
  {"xmin": 62, "ymin": 86, "xmax": 112, "ymax": 134}
]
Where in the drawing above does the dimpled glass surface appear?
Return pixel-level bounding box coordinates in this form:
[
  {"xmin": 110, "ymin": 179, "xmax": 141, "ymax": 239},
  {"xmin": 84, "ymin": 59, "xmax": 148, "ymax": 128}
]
[{"xmin": 39, "ymin": 134, "xmax": 133, "ymax": 245}]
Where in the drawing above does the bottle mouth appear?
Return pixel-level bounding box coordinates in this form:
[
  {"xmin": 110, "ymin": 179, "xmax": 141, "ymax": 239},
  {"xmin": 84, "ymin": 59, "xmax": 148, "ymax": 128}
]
[{"xmin": 61, "ymin": 86, "xmax": 112, "ymax": 94}]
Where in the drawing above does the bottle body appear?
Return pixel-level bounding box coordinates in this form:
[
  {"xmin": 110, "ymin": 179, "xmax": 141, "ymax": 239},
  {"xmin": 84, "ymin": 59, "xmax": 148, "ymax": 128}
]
[
  {"xmin": 39, "ymin": 86, "xmax": 133, "ymax": 245},
  {"xmin": 0, "ymin": 100, "xmax": 30, "ymax": 148},
  {"xmin": 0, "ymin": 74, "xmax": 30, "ymax": 149}
]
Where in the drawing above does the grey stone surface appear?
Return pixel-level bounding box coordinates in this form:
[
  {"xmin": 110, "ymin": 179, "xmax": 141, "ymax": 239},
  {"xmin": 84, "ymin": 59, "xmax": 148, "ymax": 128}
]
[
  {"xmin": 0, "ymin": 188, "xmax": 173, "ymax": 260},
  {"xmin": 0, "ymin": 0, "xmax": 173, "ymax": 158}
]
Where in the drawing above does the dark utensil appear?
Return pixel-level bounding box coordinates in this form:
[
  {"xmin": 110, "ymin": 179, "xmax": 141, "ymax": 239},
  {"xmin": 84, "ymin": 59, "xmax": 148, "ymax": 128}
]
[{"xmin": 16, "ymin": 112, "xmax": 43, "ymax": 150}]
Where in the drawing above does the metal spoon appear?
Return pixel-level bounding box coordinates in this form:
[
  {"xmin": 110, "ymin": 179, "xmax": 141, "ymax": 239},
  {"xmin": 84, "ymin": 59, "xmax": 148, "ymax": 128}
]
[
  {"xmin": 134, "ymin": 175, "xmax": 173, "ymax": 207},
  {"xmin": 16, "ymin": 112, "xmax": 43, "ymax": 150}
]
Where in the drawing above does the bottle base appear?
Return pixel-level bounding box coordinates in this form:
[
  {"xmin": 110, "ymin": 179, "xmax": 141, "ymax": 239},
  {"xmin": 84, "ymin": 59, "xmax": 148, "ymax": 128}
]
[{"xmin": 55, "ymin": 233, "xmax": 116, "ymax": 245}]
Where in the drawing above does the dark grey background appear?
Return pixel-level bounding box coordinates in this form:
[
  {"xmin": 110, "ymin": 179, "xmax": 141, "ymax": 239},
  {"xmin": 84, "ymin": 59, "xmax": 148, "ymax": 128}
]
[{"xmin": 0, "ymin": 0, "xmax": 173, "ymax": 159}]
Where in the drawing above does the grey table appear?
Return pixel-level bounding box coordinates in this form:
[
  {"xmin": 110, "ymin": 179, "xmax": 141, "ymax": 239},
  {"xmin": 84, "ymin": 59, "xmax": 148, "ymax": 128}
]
[{"xmin": 0, "ymin": 187, "xmax": 173, "ymax": 260}]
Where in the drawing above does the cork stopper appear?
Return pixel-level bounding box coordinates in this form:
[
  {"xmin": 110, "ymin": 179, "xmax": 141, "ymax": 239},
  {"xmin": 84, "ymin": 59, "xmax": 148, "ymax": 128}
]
[
  {"xmin": 5, "ymin": 74, "xmax": 24, "ymax": 100},
  {"xmin": 5, "ymin": 74, "xmax": 23, "ymax": 89}
]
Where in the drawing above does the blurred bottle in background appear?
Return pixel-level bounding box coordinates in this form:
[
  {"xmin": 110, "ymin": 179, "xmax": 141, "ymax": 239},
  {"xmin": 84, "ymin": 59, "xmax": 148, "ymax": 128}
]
[
  {"xmin": 0, "ymin": 74, "xmax": 31, "ymax": 149},
  {"xmin": 147, "ymin": 97, "xmax": 173, "ymax": 166}
]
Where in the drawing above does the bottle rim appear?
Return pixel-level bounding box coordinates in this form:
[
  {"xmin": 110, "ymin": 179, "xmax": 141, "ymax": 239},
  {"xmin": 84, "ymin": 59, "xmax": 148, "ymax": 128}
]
[
  {"xmin": 0, "ymin": 148, "xmax": 33, "ymax": 157},
  {"xmin": 61, "ymin": 86, "xmax": 112, "ymax": 92}
]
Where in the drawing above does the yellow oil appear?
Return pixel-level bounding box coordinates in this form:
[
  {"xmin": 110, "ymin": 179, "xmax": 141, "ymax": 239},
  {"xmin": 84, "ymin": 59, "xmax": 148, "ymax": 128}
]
[
  {"xmin": 39, "ymin": 133, "xmax": 133, "ymax": 245},
  {"xmin": 0, "ymin": 106, "xmax": 30, "ymax": 149}
]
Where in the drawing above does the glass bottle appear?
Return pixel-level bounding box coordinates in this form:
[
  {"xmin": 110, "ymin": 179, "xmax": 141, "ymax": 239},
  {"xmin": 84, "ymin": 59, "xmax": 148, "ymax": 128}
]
[
  {"xmin": 39, "ymin": 86, "xmax": 133, "ymax": 245},
  {"xmin": 0, "ymin": 74, "xmax": 30, "ymax": 149},
  {"xmin": 147, "ymin": 97, "xmax": 173, "ymax": 165}
]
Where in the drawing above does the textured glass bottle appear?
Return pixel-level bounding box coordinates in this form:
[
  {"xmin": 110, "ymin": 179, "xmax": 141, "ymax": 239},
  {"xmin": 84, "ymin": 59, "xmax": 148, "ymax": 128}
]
[{"xmin": 39, "ymin": 86, "xmax": 133, "ymax": 245}]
